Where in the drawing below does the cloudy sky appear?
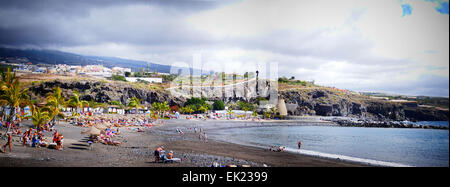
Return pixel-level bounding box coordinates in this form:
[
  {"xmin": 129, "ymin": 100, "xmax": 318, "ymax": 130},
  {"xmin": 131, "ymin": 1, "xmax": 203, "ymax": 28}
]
[{"xmin": 0, "ymin": 0, "xmax": 449, "ymax": 97}]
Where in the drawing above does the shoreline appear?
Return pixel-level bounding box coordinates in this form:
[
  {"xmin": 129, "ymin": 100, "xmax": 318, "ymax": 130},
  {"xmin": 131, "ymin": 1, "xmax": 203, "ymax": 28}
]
[
  {"xmin": 2, "ymin": 117, "xmax": 446, "ymax": 167},
  {"xmin": 171, "ymin": 115, "xmax": 449, "ymax": 130},
  {"xmin": 149, "ymin": 119, "xmax": 417, "ymax": 167},
  {"xmin": 0, "ymin": 119, "xmax": 367, "ymax": 167}
]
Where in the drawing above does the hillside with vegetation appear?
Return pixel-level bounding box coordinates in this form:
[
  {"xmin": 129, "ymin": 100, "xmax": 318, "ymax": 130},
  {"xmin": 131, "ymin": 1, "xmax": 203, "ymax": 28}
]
[{"xmin": 10, "ymin": 69, "xmax": 449, "ymax": 123}]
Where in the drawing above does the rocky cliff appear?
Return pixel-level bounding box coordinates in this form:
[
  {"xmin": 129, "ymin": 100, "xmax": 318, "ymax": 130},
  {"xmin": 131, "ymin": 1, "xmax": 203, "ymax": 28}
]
[
  {"xmin": 27, "ymin": 80, "xmax": 448, "ymax": 122},
  {"xmin": 280, "ymin": 89, "xmax": 448, "ymax": 121},
  {"xmin": 28, "ymin": 80, "xmax": 186, "ymax": 107}
]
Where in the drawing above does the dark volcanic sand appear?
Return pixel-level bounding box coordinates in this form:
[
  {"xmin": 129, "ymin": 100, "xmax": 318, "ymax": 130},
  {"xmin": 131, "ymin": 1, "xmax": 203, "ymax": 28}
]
[{"xmin": 0, "ymin": 119, "xmax": 364, "ymax": 167}]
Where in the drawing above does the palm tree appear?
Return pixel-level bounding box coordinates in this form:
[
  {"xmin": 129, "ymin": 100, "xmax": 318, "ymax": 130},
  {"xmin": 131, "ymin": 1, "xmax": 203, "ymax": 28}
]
[
  {"xmin": 251, "ymin": 110, "xmax": 258, "ymax": 118},
  {"xmin": 160, "ymin": 101, "xmax": 170, "ymax": 118},
  {"xmin": 182, "ymin": 105, "xmax": 194, "ymax": 115},
  {"xmin": 0, "ymin": 68, "xmax": 30, "ymax": 133},
  {"xmin": 264, "ymin": 110, "xmax": 272, "ymax": 119},
  {"xmin": 179, "ymin": 106, "xmax": 185, "ymax": 114},
  {"xmin": 270, "ymin": 107, "xmax": 278, "ymax": 119},
  {"xmin": 227, "ymin": 107, "xmax": 234, "ymax": 118},
  {"xmin": 242, "ymin": 106, "xmax": 249, "ymax": 119},
  {"xmin": 67, "ymin": 90, "xmax": 88, "ymax": 123},
  {"xmin": 127, "ymin": 97, "xmax": 143, "ymax": 114},
  {"xmin": 151, "ymin": 102, "xmax": 160, "ymax": 118},
  {"xmin": 46, "ymin": 87, "xmax": 66, "ymax": 125},
  {"xmin": 30, "ymin": 105, "xmax": 51, "ymax": 129},
  {"xmin": 198, "ymin": 103, "xmax": 208, "ymax": 114},
  {"xmin": 151, "ymin": 101, "xmax": 169, "ymax": 118},
  {"xmin": 68, "ymin": 90, "xmax": 88, "ymax": 114}
]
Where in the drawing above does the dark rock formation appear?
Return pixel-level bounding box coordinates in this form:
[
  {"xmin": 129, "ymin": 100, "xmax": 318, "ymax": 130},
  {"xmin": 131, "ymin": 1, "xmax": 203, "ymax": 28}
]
[
  {"xmin": 280, "ymin": 89, "xmax": 448, "ymax": 122},
  {"xmin": 27, "ymin": 80, "xmax": 187, "ymax": 107},
  {"xmin": 404, "ymin": 107, "xmax": 449, "ymax": 121},
  {"xmin": 330, "ymin": 117, "xmax": 448, "ymax": 130}
]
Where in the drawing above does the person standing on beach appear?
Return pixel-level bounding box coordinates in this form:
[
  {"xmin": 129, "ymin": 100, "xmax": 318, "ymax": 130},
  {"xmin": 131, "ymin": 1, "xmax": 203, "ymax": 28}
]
[
  {"xmin": 1, "ymin": 133, "xmax": 12, "ymax": 153},
  {"xmin": 56, "ymin": 134, "xmax": 63, "ymax": 151},
  {"xmin": 298, "ymin": 141, "xmax": 302, "ymax": 149},
  {"xmin": 22, "ymin": 130, "xmax": 28, "ymax": 147},
  {"xmin": 203, "ymin": 132, "xmax": 207, "ymax": 143}
]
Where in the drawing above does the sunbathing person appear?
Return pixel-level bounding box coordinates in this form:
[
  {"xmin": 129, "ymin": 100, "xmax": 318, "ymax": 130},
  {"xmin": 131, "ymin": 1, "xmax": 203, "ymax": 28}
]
[
  {"xmin": 159, "ymin": 150, "xmax": 167, "ymax": 161},
  {"xmin": 32, "ymin": 133, "xmax": 40, "ymax": 148},
  {"xmin": 154, "ymin": 146, "xmax": 164, "ymax": 162},
  {"xmin": 167, "ymin": 151, "xmax": 174, "ymax": 159}
]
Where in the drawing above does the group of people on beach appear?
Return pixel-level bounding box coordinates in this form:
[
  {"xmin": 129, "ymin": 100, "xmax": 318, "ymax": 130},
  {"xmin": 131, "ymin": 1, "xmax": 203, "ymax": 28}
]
[
  {"xmin": 269, "ymin": 141, "xmax": 302, "ymax": 152},
  {"xmin": 153, "ymin": 146, "xmax": 180, "ymax": 163},
  {"xmin": 98, "ymin": 128, "xmax": 122, "ymax": 146},
  {"xmin": 77, "ymin": 114, "xmax": 162, "ymax": 128},
  {"xmin": 181, "ymin": 112, "xmax": 263, "ymax": 122},
  {"xmin": 1, "ymin": 126, "xmax": 64, "ymax": 153},
  {"xmin": 180, "ymin": 127, "xmax": 208, "ymax": 143},
  {"xmin": 23, "ymin": 128, "xmax": 63, "ymax": 150}
]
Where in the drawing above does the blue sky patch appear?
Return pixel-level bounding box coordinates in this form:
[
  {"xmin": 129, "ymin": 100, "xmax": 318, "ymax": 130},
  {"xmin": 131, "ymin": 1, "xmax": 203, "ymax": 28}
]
[
  {"xmin": 401, "ymin": 4, "xmax": 413, "ymax": 16},
  {"xmin": 425, "ymin": 0, "xmax": 450, "ymax": 14},
  {"xmin": 435, "ymin": 2, "xmax": 449, "ymax": 14}
]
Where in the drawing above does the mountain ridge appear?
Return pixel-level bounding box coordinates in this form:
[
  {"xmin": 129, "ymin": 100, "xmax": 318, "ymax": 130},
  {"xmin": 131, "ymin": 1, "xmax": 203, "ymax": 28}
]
[{"xmin": 0, "ymin": 47, "xmax": 172, "ymax": 73}]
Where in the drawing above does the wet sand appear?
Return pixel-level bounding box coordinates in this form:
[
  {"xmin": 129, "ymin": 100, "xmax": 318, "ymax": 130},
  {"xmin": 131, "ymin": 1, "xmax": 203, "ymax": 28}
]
[{"xmin": 0, "ymin": 119, "xmax": 365, "ymax": 167}]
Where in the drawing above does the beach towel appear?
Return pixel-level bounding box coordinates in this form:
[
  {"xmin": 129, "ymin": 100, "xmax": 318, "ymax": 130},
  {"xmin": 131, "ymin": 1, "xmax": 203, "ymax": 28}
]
[{"xmin": 164, "ymin": 158, "xmax": 181, "ymax": 163}]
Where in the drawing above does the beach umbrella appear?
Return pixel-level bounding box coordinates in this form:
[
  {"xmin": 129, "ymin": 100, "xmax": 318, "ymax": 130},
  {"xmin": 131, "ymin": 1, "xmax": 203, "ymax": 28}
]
[
  {"xmin": 94, "ymin": 123, "xmax": 108, "ymax": 130},
  {"xmin": 81, "ymin": 126, "xmax": 101, "ymax": 136}
]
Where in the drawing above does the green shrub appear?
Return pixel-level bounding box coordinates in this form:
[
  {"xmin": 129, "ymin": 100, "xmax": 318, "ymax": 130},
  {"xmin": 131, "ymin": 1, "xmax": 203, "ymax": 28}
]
[
  {"xmin": 184, "ymin": 97, "xmax": 210, "ymax": 112},
  {"xmin": 110, "ymin": 75, "xmax": 127, "ymax": 82},
  {"xmin": 237, "ymin": 101, "xmax": 255, "ymax": 111},
  {"xmin": 213, "ymin": 100, "xmax": 225, "ymax": 110}
]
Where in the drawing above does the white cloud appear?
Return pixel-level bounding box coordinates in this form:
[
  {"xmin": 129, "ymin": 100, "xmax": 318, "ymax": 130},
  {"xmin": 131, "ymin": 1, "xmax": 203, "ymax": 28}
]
[
  {"xmin": 182, "ymin": 0, "xmax": 449, "ymax": 96},
  {"xmin": 19, "ymin": 0, "xmax": 448, "ymax": 96}
]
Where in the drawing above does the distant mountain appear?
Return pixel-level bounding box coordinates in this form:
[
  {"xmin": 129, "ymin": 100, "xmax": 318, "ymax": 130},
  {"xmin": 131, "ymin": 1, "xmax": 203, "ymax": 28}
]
[{"xmin": 0, "ymin": 47, "xmax": 173, "ymax": 73}]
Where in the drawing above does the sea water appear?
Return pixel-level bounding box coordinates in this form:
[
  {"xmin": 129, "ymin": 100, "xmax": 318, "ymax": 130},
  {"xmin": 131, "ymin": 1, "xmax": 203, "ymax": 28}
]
[{"xmin": 210, "ymin": 124, "xmax": 449, "ymax": 167}]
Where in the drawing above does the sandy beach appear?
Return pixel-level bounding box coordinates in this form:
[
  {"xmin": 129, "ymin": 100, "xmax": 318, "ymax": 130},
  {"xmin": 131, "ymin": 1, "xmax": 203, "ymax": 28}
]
[{"xmin": 0, "ymin": 118, "xmax": 365, "ymax": 167}]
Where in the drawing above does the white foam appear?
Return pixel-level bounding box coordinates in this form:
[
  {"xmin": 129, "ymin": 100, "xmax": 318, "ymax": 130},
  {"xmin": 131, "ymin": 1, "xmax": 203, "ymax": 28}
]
[{"xmin": 284, "ymin": 147, "xmax": 412, "ymax": 167}]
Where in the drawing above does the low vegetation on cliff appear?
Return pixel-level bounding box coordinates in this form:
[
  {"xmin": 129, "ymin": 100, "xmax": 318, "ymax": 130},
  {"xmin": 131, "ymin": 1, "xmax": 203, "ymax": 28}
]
[{"xmin": 17, "ymin": 72, "xmax": 449, "ymax": 122}]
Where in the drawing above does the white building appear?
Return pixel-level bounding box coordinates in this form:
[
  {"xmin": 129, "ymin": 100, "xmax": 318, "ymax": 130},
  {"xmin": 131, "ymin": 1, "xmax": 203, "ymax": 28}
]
[
  {"xmin": 112, "ymin": 67, "xmax": 132, "ymax": 76},
  {"xmin": 125, "ymin": 77, "xmax": 163, "ymax": 83}
]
